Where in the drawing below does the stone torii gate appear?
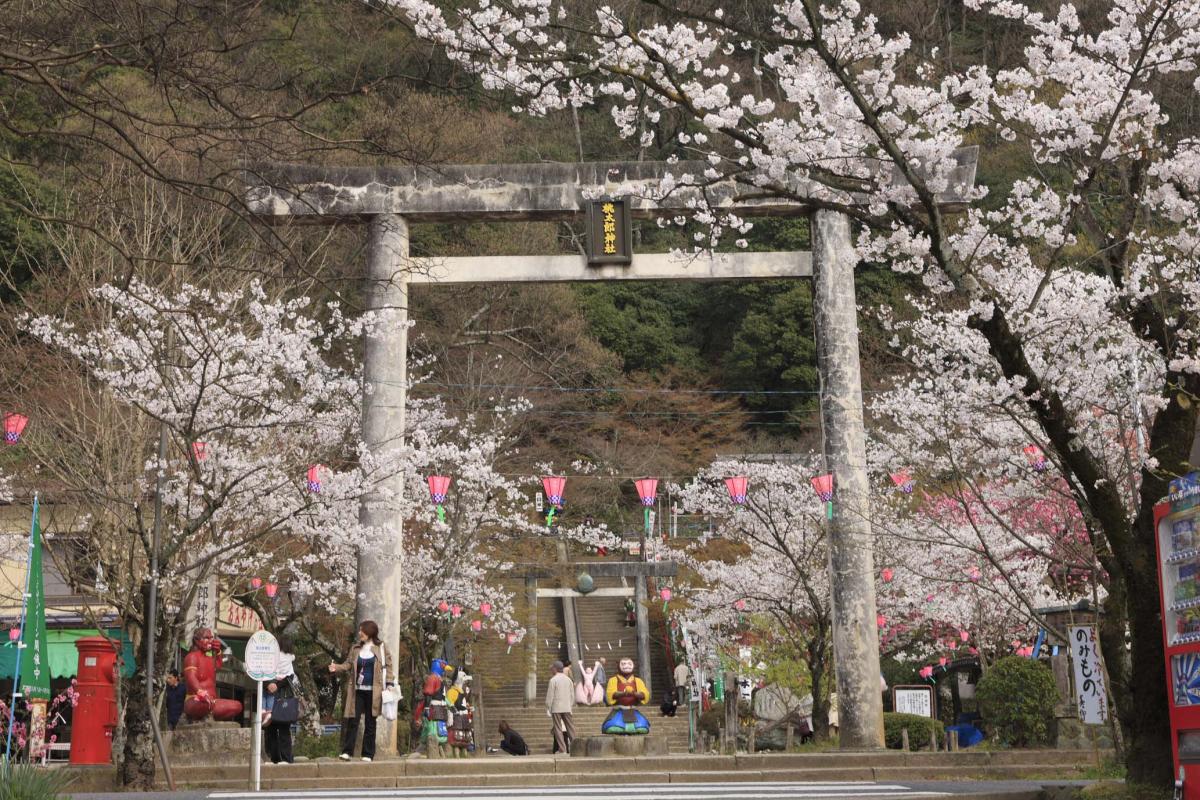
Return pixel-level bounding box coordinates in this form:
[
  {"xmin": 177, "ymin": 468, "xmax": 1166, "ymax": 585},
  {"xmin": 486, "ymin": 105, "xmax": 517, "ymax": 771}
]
[{"xmin": 245, "ymin": 154, "xmax": 977, "ymax": 753}]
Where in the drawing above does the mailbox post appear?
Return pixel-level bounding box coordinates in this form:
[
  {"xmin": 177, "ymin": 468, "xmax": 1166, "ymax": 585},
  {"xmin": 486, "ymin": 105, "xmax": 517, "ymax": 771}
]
[{"xmin": 70, "ymin": 636, "xmax": 120, "ymax": 765}]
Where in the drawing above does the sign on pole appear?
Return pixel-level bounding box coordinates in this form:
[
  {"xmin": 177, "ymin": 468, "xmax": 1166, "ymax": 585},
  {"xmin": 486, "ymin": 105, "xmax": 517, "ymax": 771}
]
[
  {"xmin": 244, "ymin": 630, "xmax": 280, "ymax": 682},
  {"xmin": 1068, "ymin": 625, "xmax": 1109, "ymax": 725},
  {"xmin": 244, "ymin": 630, "xmax": 279, "ymax": 792},
  {"xmin": 585, "ymin": 198, "xmax": 633, "ymax": 266},
  {"xmin": 892, "ymin": 685, "xmax": 935, "ymax": 718}
]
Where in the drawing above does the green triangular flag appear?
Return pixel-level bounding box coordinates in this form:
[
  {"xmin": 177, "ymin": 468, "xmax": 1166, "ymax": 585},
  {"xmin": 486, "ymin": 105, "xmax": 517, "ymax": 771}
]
[{"xmin": 19, "ymin": 499, "xmax": 51, "ymax": 702}]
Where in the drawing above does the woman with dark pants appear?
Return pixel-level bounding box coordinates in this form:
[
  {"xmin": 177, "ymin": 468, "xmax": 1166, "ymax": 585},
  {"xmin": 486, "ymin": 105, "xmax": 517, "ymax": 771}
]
[
  {"xmin": 264, "ymin": 636, "xmax": 298, "ymax": 764},
  {"xmin": 329, "ymin": 620, "xmax": 394, "ymax": 762}
]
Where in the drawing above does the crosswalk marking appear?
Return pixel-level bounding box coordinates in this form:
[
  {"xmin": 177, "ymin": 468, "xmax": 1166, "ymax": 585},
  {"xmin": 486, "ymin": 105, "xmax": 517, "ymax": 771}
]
[{"xmin": 210, "ymin": 782, "xmax": 951, "ymax": 800}]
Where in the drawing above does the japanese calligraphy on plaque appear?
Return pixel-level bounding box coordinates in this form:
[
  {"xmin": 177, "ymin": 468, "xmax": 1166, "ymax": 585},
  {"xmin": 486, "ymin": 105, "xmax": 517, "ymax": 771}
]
[
  {"xmin": 585, "ymin": 198, "xmax": 632, "ymax": 266},
  {"xmin": 1069, "ymin": 625, "xmax": 1109, "ymax": 725}
]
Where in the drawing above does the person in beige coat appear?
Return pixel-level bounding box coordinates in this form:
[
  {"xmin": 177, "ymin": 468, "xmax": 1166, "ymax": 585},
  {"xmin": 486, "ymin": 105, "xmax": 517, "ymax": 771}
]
[
  {"xmin": 329, "ymin": 620, "xmax": 394, "ymax": 762},
  {"xmin": 545, "ymin": 660, "xmax": 576, "ymax": 754}
]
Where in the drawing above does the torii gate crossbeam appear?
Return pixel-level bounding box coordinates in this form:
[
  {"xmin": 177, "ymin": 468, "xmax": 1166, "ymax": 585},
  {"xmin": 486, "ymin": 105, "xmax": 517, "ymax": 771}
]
[{"xmin": 244, "ymin": 153, "xmax": 977, "ymax": 754}]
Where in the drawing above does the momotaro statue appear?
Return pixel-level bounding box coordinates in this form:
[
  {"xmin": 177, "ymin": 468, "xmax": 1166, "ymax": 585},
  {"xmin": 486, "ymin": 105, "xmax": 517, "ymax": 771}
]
[
  {"xmin": 601, "ymin": 658, "xmax": 650, "ymax": 735},
  {"xmin": 182, "ymin": 627, "xmax": 243, "ymax": 722}
]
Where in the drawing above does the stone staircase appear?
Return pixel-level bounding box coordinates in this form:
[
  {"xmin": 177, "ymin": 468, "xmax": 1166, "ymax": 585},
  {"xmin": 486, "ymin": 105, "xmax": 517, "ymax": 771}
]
[{"xmin": 132, "ymin": 749, "xmax": 1112, "ymax": 792}]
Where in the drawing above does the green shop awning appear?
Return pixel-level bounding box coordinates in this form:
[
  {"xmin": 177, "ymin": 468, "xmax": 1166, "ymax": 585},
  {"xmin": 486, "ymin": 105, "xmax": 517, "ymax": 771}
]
[{"xmin": 0, "ymin": 629, "xmax": 136, "ymax": 680}]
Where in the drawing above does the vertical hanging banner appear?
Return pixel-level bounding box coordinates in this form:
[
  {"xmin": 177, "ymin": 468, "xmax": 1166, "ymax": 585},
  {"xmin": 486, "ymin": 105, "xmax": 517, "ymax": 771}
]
[
  {"xmin": 186, "ymin": 573, "xmax": 219, "ymax": 636},
  {"xmin": 1068, "ymin": 625, "xmax": 1108, "ymax": 725},
  {"xmin": 585, "ymin": 198, "xmax": 633, "ymax": 266},
  {"xmin": 20, "ymin": 499, "xmax": 51, "ymax": 703}
]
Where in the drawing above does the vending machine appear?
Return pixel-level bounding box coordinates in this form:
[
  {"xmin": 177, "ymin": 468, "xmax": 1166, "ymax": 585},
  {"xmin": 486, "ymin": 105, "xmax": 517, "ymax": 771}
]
[{"xmin": 1155, "ymin": 471, "xmax": 1200, "ymax": 799}]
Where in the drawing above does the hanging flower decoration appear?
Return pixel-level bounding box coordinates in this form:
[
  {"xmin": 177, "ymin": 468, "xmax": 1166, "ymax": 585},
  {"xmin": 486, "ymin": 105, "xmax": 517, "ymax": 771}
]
[
  {"xmin": 479, "ymin": 602, "xmax": 492, "ymax": 617},
  {"xmin": 505, "ymin": 631, "xmax": 518, "ymax": 654},
  {"xmin": 470, "ymin": 619, "xmax": 482, "ymax": 633},
  {"xmin": 724, "ymin": 475, "xmax": 749, "ymax": 506},
  {"xmin": 733, "ymin": 599, "xmax": 747, "ymax": 612},
  {"xmin": 881, "ymin": 568, "xmax": 894, "ymax": 583},
  {"xmin": 959, "ymin": 630, "xmax": 970, "ymax": 642},
  {"xmin": 427, "ymin": 475, "xmax": 452, "ymax": 523},
  {"xmin": 3, "ymin": 413, "xmax": 28, "ymax": 445},
  {"xmin": 6, "ymin": 626, "xmax": 19, "ymax": 645},
  {"xmin": 250, "ymin": 577, "xmax": 263, "ymax": 590},
  {"xmin": 809, "ymin": 473, "xmax": 834, "ymax": 519},
  {"xmin": 635, "ymin": 478, "xmax": 658, "ymax": 533},
  {"xmin": 191, "ymin": 441, "xmax": 207, "ymax": 461},
  {"xmin": 659, "ymin": 586, "xmax": 672, "ymax": 613},
  {"xmin": 1023, "ymin": 444, "xmax": 1048, "ymax": 472},
  {"xmin": 889, "ymin": 470, "xmax": 914, "ymax": 494},
  {"xmin": 451, "ymin": 604, "xmax": 462, "ymax": 618},
  {"xmin": 265, "ymin": 582, "xmax": 278, "ymax": 599},
  {"xmin": 919, "ymin": 665, "xmax": 934, "ymax": 680},
  {"xmin": 541, "ymin": 475, "xmax": 566, "ymax": 527},
  {"xmin": 437, "ymin": 600, "xmax": 450, "ymax": 614},
  {"xmin": 306, "ymin": 464, "xmax": 323, "ymax": 493},
  {"xmin": 938, "ymin": 657, "xmax": 948, "ymax": 667}
]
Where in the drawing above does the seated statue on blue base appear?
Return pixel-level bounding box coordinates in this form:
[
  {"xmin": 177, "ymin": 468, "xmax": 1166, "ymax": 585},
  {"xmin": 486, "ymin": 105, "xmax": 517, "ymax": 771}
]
[{"xmin": 602, "ymin": 658, "xmax": 650, "ymax": 735}]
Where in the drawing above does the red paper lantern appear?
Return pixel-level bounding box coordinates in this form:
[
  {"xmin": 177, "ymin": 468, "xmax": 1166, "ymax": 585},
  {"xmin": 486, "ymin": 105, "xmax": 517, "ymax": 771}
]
[
  {"xmin": 505, "ymin": 632, "xmax": 518, "ymax": 645},
  {"xmin": 8, "ymin": 626, "xmax": 18, "ymax": 643},
  {"xmin": 437, "ymin": 600, "xmax": 450, "ymax": 614},
  {"xmin": 427, "ymin": 475, "xmax": 452, "ymax": 504},
  {"xmin": 876, "ymin": 614, "xmax": 887, "ymax": 628},
  {"xmin": 250, "ymin": 577, "xmax": 263, "ymax": 590},
  {"xmin": 938, "ymin": 657, "xmax": 948, "ymax": 667},
  {"xmin": 264, "ymin": 582, "xmax": 278, "ymax": 599},
  {"xmin": 451, "ymin": 604, "xmax": 462, "ymax": 618},
  {"xmin": 634, "ymin": 478, "xmax": 658, "ymax": 506},
  {"xmin": 724, "ymin": 476, "xmax": 749, "ymax": 505},
  {"xmin": 306, "ymin": 464, "xmax": 323, "ymax": 493},
  {"xmin": 659, "ymin": 587, "xmax": 672, "ymax": 603},
  {"xmin": 3, "ymin": 412, "xmax": 28, "ymax": 444},
  {"xmin": 919, "ymin": 665, "xmax": 934, "ymax": 679},
  {"xmin": 881, "ymin": 568, "xmax": 894, "ymax": 583},
  {"xmin": 541, "ymin": 476, "xmax": 566, "ymax": 509},
  {"xmin": 470, "ymin": 620, "xmax": 482, "ymax": 632},
  {"xmin": 889, "ymin": 470, "xmax": 914, "ymax": 494},
  {"xmin": 191, "ymin": 441, "xmax": 207, "ymax": 461},
  {"xmin": 959, "ymin": 630, "xmax": 970, "ymax": 642},
  {"xmin": 809, "ymin": 473, "xmax": 834, "ymax": 502},
  {"xmin": 479, "ymin": 602, "xmax": 492, "ymax": 617},
  {"xmin": 733, "ymin": 599, "xmax": 747, "ymax": 612},
  {"xmin": 1022, "ymin": 444, "xmax": 1048, "ymax": 471}
]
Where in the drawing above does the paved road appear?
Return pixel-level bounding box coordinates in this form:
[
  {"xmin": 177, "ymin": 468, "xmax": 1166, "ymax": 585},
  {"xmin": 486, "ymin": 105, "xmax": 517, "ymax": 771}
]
[{"xmin": 72, "ymin": 780, "xmax": 1074, "ymax": 800}]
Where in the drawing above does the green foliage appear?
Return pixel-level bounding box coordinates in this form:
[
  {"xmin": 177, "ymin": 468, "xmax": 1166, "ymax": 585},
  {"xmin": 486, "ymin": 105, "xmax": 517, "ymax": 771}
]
[
  {"xmin": 293, "ymin": 730, "xmax": 342, "ymax": 760},
  {"xmin": 976, "ymin": 656, "xmax": 1059, "ymax": 747},
  {"xmin": 0, "ymin": 763, "xmax": 74, "ymax": 800},
  {"xmin": 697, "ymin": 699, "xmax": 753, "ymax": 737},
  {"xmin": 883, "ymin": 712, "xmax": 945, "ymax": 751}
]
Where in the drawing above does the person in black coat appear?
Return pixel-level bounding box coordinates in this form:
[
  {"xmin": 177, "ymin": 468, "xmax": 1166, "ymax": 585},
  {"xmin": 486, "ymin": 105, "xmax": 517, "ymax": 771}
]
[
  {"xmin": 497, "ymin": 720, "xmax": 528, "ymax": 755},
  {"xmin": 164, "ymin": 670, "xmax": 187, "ymax": 731}
]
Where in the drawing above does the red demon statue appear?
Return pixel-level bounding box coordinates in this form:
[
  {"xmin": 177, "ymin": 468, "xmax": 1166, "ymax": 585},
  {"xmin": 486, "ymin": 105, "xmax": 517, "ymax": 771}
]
[{"xmin": 182, "ymin": 627, "xmax": 242, "ymax": 722}]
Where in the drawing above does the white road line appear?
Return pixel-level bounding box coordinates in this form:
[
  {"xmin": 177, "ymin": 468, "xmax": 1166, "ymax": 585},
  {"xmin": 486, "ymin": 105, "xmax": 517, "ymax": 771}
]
[{"xmin": 210, "ymin": 784, "xmax": 950, "ymax": 800}]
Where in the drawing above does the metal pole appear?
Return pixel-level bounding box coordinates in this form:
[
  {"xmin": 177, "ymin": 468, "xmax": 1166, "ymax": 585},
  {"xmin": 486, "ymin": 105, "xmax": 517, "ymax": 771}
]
[
  {"xmin": 147, "ymin": 405, "xmax": 175, "ymax": 789},
  {"xmin": 253, "ymin": 680, "xmax": 263, "ymax": 791},
  {"xmin": 4, "ymin": 494, "xmax": 37, "ymax": 763},
  {"xmin": 811, "ymin": 209, "xmax": 885, "ymax": 750}
]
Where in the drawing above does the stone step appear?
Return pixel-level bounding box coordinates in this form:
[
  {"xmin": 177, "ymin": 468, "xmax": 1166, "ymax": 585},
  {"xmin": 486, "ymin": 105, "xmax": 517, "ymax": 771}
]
[{"xmin": 152, "ymin": 752, "xmax": 1105, "ymax": 790}]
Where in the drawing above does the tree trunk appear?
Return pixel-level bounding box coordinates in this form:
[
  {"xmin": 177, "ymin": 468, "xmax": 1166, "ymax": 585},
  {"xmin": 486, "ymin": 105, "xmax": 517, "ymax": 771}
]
[
  {"xmin": 808, "ymin": 633, "xmax": 830, "ymax": 740},
  {"xmin": 119, "ymin": 664, "xmax": 156, "ymax": 789},
  {"xmin": 294, "ymin": 656, "xmax": 323, "ymax": 737}
]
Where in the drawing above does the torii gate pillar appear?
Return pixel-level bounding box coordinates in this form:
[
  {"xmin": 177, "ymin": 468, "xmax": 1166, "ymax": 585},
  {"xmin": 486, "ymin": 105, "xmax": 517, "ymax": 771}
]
[
  {"xmin": 812, "ymin": 210, "xmax": 884, "ymax": 749},
  {"xmin": 357, "ymin": 213, "xmax": 409, "ymax": 754}
]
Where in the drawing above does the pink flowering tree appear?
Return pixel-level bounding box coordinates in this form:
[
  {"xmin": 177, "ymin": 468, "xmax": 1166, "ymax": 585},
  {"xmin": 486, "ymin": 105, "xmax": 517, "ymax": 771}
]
[{"xmin": 365, "ymin": 0, "xmax": 1195, "ymax": 779}]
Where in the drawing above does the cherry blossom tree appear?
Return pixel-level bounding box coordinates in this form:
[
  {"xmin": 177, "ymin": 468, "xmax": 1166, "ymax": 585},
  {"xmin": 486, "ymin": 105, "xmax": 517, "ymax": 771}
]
[{"xmin": 370, "ymin": 0, "xmax": 1194, "ymax": 780}]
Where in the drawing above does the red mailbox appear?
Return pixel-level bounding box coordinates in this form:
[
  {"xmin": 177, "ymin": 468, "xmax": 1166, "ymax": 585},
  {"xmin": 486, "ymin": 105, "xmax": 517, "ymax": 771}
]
[
  {"xmin": 1155, "ymin": 472, "xmax": 1200, "ymax": 800},
  {"xmin": 71, "ymin": 636, "xmax": 120, "ymax": 765}
]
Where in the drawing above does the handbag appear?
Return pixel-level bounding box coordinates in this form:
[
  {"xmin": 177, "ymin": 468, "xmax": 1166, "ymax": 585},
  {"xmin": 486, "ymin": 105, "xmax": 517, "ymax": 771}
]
[
  {"xmin": 271, "ymin": 696, "xmax": 301, "ymax": 724},
  {"xmin": 379, "ymin": 645, "xmax": 400, "ymax": 721}
]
